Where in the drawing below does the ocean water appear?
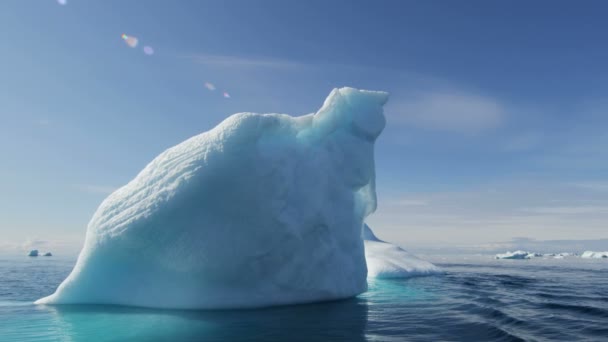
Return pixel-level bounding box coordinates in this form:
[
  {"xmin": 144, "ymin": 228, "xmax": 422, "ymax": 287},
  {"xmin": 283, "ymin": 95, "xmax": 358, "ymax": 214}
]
[{"xmin": 0, "ymin": 255, "xmax": 606, "ymax": 341}]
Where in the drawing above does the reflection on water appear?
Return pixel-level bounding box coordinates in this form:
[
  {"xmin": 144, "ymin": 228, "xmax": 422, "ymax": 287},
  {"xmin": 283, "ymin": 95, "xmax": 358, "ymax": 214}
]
[
  {"xmin": 41, "ymin": 298, "xmax": 368, "ymax": 341},
  {"xmin": 1, "ymin": 256, "xmax": 607, "ymax": 341}
]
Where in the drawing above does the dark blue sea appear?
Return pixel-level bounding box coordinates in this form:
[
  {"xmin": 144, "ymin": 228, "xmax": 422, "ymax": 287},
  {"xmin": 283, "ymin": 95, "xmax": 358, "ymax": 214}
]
[{"xmin": 0, "ymin": 255, "xmax": 606, "ymax": 341}]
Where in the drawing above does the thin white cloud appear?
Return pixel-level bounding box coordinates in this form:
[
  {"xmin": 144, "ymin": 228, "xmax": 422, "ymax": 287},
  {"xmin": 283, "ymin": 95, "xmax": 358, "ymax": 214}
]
[
  {"xmin": 388, "ymin": 91, "xmax": 504, "ymax": 133},
  {"xmin": 438, "ymin": 237, "xmax": 608, "ymax": 255},
  {"xmin": 503, "ymin": 132, "xmax": 543, "ymax": 152},
  {"xmin": 188, "ymin": 54, "xmax": 306, "ymax": 70},
  {"xmin": 387, "ymin": 198, "xmax": 429, "ymax": 206},
  {"xmin": 74, "ymin": 184, "xmax": 117, "ymax": 195},
  {"xmin": 367, "ymin": 180, "xmax": 608, "ymax": 247},
  {"xmin": 522, "ymin": 205, "xmax": 608, "ymax": 215},
  {"xmin": 22, "ymin": 238, "xmax": 49, "ymax": 250},
  {"xmin": 570, "ymin": 181, "xmax": 608, "ymax": 192},
  {"xmin": 34, "ymin": 119, "xmax": 51, "ymax": 126}
]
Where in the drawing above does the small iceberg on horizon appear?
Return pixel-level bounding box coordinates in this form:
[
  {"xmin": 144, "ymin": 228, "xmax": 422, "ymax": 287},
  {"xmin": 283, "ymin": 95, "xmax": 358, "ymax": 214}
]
[
  {"xmin": 43, "ymin": 252, "xmax": 53, "ymax": 257},
  {"xmin": 495, "ymin": 250, "xmax": 535, "ymax": 260},
  {"xmin": 28, "ymin": 250, "xmax": 39, "ymax": 257},
  {"xmin": 496, "ymin": 251, "xmax": 579, "ymax": 260},
  {"xmin": 581, "ymin": 251, "xmax": 608, "ymax": 259},
  {"xmin": 551, "ymin": 252, "xmax": 575, "ymax": 259},
  {"xmin": 35, "ymin": 88, "xmax": 436, "ymax": 310}
]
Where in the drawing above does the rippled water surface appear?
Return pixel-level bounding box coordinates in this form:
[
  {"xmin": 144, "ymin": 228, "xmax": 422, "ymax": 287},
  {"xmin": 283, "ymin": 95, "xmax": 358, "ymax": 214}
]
[{"xmin": 0, "ymin": 255, "xmax": 606, "ymax": 341}]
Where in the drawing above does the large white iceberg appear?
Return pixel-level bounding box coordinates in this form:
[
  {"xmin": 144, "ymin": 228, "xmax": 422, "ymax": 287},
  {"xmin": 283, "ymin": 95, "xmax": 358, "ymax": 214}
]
[
  {"xmin": 363, "ymin": 225, "xmax": 440, "ymax": 278},
  {"xmin": 37, "ymin": 88, "xmax": 394, "ymax": 309},
  {"xmin": 581, "ymin": 251, "xmax": 608, "ymax": 259}
]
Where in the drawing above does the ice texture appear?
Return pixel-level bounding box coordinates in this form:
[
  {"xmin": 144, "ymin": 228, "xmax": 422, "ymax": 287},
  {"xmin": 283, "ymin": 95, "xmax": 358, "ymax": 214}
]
[
  {"xmin": 37, "ymin": 88, "xmax": 391, "ymax": 309},
  {"xmin": 495, "ymin": 250, "xmax": 533, "ymax": 259},
  {"xmin": 363, "ymin": 225, "xmax": 440, "ymax": 278},
  {"xmin": 581, "ymin": 251, "xmax": 608, "ymax": 259}
]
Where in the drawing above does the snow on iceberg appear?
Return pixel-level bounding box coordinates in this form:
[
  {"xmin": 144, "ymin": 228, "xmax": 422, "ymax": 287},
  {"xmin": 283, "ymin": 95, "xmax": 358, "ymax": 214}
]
[
  {"xmin": 363, "ymin": 225, "xmax": 440, "ymax": 278},
  {"xmin": 581, "ymin": 251, "xmax": 608, "ymax": 259},
  {"xmin": 495, "ymin": 250, "xmax": 534, "ymax": 260},
  {"xmin": 37, "ymin": 88, "xmax": 391, "ymax": 309}
]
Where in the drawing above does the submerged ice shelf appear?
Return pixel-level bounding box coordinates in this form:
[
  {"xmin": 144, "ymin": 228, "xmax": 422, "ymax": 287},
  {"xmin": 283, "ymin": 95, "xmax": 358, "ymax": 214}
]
[
  {"xmin": 363, "ymin": 225, "xmax": 440, "ymax": 278},
  {"xmin": 37, "ymin": 88, "xmax": 438, "ymax": 309}
]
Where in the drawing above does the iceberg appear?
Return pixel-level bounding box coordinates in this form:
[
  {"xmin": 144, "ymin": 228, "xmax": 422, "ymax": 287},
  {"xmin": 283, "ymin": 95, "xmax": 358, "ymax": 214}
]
[
  {"xmin": 495, "ymin": 250, "xmax": 533, "ymax": 260},
  {"xmin": 43, "ymin": 252, "xmax": 53, "ymax": 257},
  {"xmin": 581, "ymin": 251, "xmax": 608, "ymax": 259},
  {"xmin": 363, "ymin": 225, "xmax": 440, "ymax": 278},
  {"xmin": 554, "ymin": 252, "xmax": 574, "ymax": 258},
  {"xmin": 543, "ymin": 252, "xmax": 574, "ymax": 259},
  {"xmin": 37, "ymin": 88, "xmax": 393, "ymax": 309},
  {"xmin": 28, "ymin": 250, "xmax": 39, "ymax": 257}
]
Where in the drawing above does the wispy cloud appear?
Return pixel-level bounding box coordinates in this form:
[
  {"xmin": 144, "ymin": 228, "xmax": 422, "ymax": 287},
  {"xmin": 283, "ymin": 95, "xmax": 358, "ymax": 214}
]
[
  {"xmin": 387, "ymin": 91, "xmax": 504, "ymax": 133},
  {"xmin": 22, "ymin": 238, "xmax": 49, "ymax": 250},
  {"xmin": 569, "ymin": 181, "xmax": 608, "ymax": 192},
  {"xmin": 367, "ymin": 180, "xmax": 608, "ymax": 247},
  {"xmin": 187, "ymin": 54, "xmax": 306, "ymax": 70},
  {"xmin": 387, "ymin": 198, "xmax": 430, "ymax": 206},
  {"xmin": 434, "ymin": 237, "xmax": 608, "ymax": 255},
  {"xmin": 522, "ymin": 205, "xmax": 608, "ymax": 215},
  {"xmin": 34, "ymin": 119, "xmax": 51, "ymax": 126},
  {"xmin": 503, "ymin": 132, "xmax": 543, "ymax": 152},
  {"xmin": 74, "ymin": 184, "xmax": 117, "ymax": 195}
]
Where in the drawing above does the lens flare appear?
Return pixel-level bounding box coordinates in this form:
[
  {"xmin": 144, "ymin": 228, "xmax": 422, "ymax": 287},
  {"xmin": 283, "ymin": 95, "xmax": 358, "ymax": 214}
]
[
  {"xmin": 223, "ymin": 92, "xmax": 231, "ymax": 98},
  {"xmin": 204, "ymin": 82, "xmax": 216, "ymax": 91},
  {"xmin": 57, "ymin": 0, "xmax": 67, "ymax": 5},
  {"xmin": 121, "ymin": 34, "xmax": 138, "ymax": 48},
  {"xmin": 143, "ymin": 46, "xmax": 154, "ymax": 55}
]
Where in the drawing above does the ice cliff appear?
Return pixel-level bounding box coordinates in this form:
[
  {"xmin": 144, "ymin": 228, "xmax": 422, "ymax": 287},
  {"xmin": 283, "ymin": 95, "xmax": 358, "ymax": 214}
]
[{"xmin": 37, "ymin": 88, "xmax": 436, "ymax": 309}]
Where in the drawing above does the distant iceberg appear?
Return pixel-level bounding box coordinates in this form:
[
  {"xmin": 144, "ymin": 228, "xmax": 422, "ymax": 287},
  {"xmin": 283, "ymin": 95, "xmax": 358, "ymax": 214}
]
[
  {"xmin": 497, "ymin": 251, "xmax": 579, "ymax": 260},
  {"xmin": 554, "ymin": 252, "xmax": 574, "ymax": 258},
  {"xmin": 363, "ymin": 225, "xmax": 440, "ymax": 278},
  {"xmin": 43, "ymin": 252, "xmax": 53, "ymax": 257},
  {"xmin": 581, "ymin": 251, "xmax": 608, "ymax": 259},
  {"xmin": 28, "ymin": 250, "xmax": 39, "ymax": 257},
  {"xmin": 495, "ymin": 250, "xmax": 534, "ymax": 259},
  {"xmin": 36, "ymin": 88, "xmax": 407, "ymax": 309}
]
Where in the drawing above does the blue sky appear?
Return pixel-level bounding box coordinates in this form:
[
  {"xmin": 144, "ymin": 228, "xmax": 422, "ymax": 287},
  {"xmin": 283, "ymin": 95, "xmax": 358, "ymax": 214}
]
[{"xmin": 1, "ymin": 0, "xmax": 608, "ymax": 253}]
